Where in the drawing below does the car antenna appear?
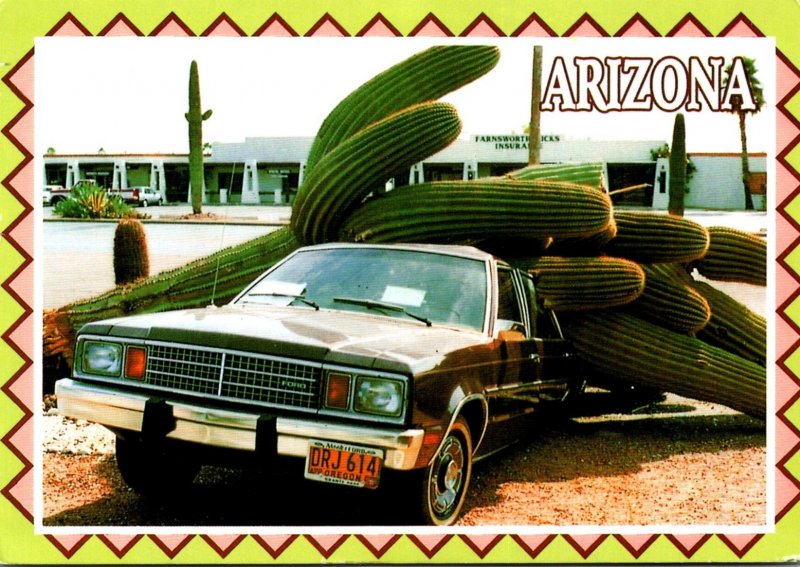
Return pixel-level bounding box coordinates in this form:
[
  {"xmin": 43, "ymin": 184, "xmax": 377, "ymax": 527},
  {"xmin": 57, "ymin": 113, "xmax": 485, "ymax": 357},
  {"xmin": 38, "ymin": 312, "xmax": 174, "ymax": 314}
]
[{"xmin": 210, "ymin": 162, "xmax": 237, "ymax": 306}]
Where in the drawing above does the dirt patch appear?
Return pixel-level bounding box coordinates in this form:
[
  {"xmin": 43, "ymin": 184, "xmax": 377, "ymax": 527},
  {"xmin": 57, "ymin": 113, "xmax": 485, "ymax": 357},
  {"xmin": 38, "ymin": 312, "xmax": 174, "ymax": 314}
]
[
  {"xmin": 41, "ymin": 395, "xmax": 766, "ymax": 528},
  {"xmin": 156, "ymin": 212, "xmax": 257, "ymax": 222}
]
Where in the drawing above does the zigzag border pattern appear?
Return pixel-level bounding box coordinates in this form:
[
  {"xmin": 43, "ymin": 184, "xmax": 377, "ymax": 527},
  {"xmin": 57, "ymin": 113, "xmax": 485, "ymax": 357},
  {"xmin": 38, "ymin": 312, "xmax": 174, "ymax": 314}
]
[{"xmin": 0, "ymin": 8, "xmax": 796, "ymax": 563}]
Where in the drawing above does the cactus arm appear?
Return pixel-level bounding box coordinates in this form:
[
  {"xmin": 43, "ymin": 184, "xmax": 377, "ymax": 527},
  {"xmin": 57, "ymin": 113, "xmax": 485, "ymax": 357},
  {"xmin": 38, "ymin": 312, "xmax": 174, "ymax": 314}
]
[
  {"xmin": 624, "ymin": 263, "xmax": 711, "ymax": 334},
  {"xmin": 601, "ymin": 211, "xmax": 710, "ymax": 263},
  {"xmin": 339, "ymin": 179, "xmax": 614, "ymax": 244},
  {"xmin": 43, "ymin": 227, "xmax": 300, "ymax": 364},
  {"xmin": 304, "ymin": 45, "xmax": 500, "ymax": 176},
  {"xmin": 291, "ymin": 102, "xmax": 462, "ymax": 244},
  {"xmin": 692, "ymin": 226, "xmax": 766, "ymax": 286},
  {"xmin": 562, "ymin": 310, "xmax": 765, "ymax": 419},
  {"xmin": 523, "ymin": 256, "xmax": 645, "ymax": 312},
  {"xmin": 692, "ymin": 280, "xmax": 766, "ymax": 365}
]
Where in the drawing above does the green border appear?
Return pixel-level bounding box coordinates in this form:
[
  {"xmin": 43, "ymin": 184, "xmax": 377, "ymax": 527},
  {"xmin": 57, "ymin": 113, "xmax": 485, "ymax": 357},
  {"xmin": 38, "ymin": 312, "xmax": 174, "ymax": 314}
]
[{"xmin": 2, "ymin": 0, "xmax": 799, "ymax": 563}]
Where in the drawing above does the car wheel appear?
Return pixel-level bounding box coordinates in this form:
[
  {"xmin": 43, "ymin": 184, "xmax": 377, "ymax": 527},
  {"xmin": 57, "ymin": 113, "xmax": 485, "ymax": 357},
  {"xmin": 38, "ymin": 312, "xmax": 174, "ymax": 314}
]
[
  {"xmin": 142, "ymin": 200, "xmax": 148, "ymax": 207},
  {"xmin": 417, "ymin": 416, "xmax": 472, "ymax": 526},
  {"xmin": 115, "ymin": 435, "xmax": 200, "ymax": 496}
]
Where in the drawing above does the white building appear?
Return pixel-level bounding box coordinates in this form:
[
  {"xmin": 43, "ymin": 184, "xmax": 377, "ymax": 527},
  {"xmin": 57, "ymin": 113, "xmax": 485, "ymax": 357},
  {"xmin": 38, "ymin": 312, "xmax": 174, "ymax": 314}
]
[{"xmin": 42, "ymin": 135, "xmax": 767, "ymax": 211}]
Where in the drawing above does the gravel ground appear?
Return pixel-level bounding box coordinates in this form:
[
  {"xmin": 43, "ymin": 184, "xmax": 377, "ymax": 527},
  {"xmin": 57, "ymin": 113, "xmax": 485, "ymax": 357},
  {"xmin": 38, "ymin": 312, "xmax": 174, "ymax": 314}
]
[{"xmin": 41, "ymin": 394, "xmax": 766, "ymax": 527}]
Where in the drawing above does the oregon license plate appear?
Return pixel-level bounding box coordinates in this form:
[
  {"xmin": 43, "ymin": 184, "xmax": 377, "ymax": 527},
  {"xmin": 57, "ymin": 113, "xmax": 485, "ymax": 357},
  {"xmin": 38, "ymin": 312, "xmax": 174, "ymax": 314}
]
[{"xmin": 305, "ymin": 440, "xmax": 383, "ymax": 489}]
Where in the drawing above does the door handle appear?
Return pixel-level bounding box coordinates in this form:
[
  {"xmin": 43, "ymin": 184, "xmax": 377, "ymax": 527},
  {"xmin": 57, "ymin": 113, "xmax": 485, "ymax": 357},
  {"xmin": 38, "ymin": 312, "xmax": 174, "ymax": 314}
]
[{"xmin": 530, "ymin": 353, "xmax": 541, "ymax": 363}]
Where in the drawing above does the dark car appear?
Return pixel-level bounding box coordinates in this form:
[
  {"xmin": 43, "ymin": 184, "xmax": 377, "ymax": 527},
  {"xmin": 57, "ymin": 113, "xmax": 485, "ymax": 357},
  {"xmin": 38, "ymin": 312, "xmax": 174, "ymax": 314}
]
[{"xmin": 56, "ymin": 243, "xmax": 585, "ymax": 525}]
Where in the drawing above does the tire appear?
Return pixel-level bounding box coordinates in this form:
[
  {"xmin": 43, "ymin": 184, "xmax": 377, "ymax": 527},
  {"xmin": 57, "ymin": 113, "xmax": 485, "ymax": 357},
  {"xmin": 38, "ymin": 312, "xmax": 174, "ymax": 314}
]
[
  {"xmin": 142, "ymin": 200, "xmax": 148, "ymax": 207},
  {"xmin": 416, "ymin": 416, "xmax": 473, "ymax": 526},
  {"xmin": 115, "ymin": 435, "xmax": 200, "ymax": 496}
]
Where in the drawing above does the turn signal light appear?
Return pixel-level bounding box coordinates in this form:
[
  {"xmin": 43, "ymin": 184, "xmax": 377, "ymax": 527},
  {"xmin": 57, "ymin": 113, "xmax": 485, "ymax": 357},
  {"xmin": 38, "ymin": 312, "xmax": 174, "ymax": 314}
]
[
  {"xmin": 125, "ymin": 347, "xmax": 147, "ymax": 380},
  {"xmin": 325, "ymin": 372, "xmax": 351, "ymax": 410}
]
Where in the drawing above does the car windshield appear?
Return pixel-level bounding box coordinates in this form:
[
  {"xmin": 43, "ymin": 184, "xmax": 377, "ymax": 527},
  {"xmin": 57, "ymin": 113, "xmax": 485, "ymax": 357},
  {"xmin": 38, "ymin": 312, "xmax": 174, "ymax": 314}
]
[{"xmin": 235, "ymin": 247, "xmax": 488, "ymax": 332}]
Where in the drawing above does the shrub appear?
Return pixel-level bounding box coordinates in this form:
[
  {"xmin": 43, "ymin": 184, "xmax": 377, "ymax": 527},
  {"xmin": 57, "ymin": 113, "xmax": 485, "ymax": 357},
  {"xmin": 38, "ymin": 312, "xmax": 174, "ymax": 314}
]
[{"xmin": 53, "ymin": 182, "xmax": 146, "ymax": 219}]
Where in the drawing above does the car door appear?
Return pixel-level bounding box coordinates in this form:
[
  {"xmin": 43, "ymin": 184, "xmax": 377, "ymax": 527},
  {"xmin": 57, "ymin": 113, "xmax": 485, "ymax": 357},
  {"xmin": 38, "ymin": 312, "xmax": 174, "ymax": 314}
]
[
  {"xmin": 519, "ymin": 273, "xmax": 574, "ymax": 403},
  {"xmin": 486, "ymin": 267, "xmax": 542, "ymax": 416}
]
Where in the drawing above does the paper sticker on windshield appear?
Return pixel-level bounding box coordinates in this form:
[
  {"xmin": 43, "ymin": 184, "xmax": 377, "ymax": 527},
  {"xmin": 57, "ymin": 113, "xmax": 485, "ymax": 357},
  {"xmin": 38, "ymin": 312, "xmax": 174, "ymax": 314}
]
[{"xmin": 381, "ymin": 285, "xmax": 425, "ymax": 307}]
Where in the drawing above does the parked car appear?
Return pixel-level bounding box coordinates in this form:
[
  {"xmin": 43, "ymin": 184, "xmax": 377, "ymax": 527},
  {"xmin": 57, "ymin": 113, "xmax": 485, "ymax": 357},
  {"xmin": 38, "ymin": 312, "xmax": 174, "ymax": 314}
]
[
  {"xmin": 106, "ymin": 186, "xmax": 145, "ymax": 205},
  {"xmin": 131, "ymin": 186, "xmax": 162, "ymax": 207},
  {"xmin": 42, "ymin": 185, "xmax": 61, "ymax": 206},
  {"xmin": 44, "ymin": 185, "xmax": 68, "ymax": 205},
  {"xmin": 56, "ymin": 243, "xmax": 585, "ymax": 525}
]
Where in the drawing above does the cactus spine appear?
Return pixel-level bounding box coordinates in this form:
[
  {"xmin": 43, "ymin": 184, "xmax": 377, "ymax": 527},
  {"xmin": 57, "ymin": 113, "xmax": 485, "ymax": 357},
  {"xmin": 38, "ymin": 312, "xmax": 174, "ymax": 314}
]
[
  {"xmin": 113, "ymin": 218, "xmax": 150, "ymax": 285},
  {"xmin": 562, "ymin": 310, "xmax": 765, "ymax": 419},
  {"xmin": 186, "ymin": 60, "xmax": 212, "ymax": 215},
  {"xmin": 340, "ymin": 179, "xmax": 615, "ymax": 244},
  {"xmin": 292, "ymin": 102, "xmax": 462, "ymax": 244},
  {"xmin": 668, "ymin": 113, "xmax": 686, "ymax": 217},
  {"xmin": 601, "ymin": 211, "xmax": 710, "ymax": 263},
  {"xmin": 523, "ymin": 256, "xmax": 645, "ymax": 311},
  {"xmin": 692, "ymin": 226, "xmax": 766, "ymax": 286},
  {"xmin": 303, "ymin": 45, "xmax": 500, "ymax": 175}
]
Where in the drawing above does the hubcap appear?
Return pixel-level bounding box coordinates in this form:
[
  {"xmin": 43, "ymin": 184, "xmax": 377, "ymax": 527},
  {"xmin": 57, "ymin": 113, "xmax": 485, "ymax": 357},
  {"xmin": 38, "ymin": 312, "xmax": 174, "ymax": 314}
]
[{"xmin": 430, "ymin": 435, "xmax": 464, "ymax": 516}]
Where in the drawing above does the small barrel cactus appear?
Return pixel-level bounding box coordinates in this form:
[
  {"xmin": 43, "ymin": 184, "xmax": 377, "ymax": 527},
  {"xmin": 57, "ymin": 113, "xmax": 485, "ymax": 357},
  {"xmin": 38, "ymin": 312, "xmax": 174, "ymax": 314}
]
[{"xmin": 114, "ymin": 218, "xmax": 150, "ymax": 285}]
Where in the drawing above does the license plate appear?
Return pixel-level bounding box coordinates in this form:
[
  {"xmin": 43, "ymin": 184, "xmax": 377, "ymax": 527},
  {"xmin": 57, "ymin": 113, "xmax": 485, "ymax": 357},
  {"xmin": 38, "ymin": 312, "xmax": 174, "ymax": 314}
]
[{"xmin": 305, "ymin": 440, "xmax": 383, "ymax": 489}]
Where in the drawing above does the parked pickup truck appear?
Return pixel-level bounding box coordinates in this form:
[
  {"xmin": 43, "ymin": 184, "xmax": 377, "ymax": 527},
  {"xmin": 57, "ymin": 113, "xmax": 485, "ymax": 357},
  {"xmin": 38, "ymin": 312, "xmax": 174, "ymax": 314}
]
[
  {"xmin": 56, "ymin": 243, "xmax": 585, "ymax": 525},
  {"xmin": 48, "ymin": 183, "xmax": 159, "ymax": 206}
]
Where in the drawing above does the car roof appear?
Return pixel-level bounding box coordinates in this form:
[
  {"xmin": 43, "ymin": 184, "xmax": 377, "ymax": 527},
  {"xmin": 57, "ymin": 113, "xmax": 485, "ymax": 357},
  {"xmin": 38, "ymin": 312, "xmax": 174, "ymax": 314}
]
[{"xmin": 299, "ymin": 242, "xmax": 496, "ymax": 263}]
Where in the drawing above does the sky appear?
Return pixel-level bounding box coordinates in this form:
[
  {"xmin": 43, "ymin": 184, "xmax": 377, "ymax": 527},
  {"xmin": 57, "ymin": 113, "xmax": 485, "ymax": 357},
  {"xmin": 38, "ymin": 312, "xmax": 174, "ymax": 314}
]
[{"xmin": 35, "ymin": 36, "xmax": 775, "ymax": 156}]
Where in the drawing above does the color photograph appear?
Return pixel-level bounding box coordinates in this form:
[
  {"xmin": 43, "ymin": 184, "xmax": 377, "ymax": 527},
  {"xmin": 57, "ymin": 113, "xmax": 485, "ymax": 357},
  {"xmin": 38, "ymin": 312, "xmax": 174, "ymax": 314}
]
[{"xmin": 1, "ymin": 1, "xmax": 799, "ymax": 564}]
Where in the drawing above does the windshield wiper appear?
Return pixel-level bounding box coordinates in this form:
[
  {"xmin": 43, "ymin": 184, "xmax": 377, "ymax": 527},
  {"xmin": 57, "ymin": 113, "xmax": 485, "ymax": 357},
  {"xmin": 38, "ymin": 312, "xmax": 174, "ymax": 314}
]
[
  {"xmin": 333, "ymin": 297, "xmax": 431, "ymax": 327},
  {"xmin": 245, "ymin": 293, "xmax": 319, "ymax": 310}
]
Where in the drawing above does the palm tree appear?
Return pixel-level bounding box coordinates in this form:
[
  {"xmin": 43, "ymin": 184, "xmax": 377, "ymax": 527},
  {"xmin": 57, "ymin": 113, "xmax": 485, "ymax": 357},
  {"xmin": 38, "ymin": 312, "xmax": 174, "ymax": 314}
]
[{"xmin": 722, "ymin": 57, "xmax": 764, "ymax": 210}]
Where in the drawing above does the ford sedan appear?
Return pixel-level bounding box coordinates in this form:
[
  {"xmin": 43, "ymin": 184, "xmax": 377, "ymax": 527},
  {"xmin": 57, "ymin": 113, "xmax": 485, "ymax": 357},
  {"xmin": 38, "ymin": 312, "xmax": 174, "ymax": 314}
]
[{"xmin": 56, "ymin": 243, "xmax": 585, "ymax": 525}]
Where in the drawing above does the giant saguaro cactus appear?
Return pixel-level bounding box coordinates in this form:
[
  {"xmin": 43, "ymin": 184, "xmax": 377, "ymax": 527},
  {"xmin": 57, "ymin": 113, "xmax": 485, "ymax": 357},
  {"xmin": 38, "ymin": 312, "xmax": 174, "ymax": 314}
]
[
  {"xmin": 668, "ymin": 113, "xmax": 686, "ymax": 217},
  {"xmin": 303, "ymin": 45, "xmax": 500, "ymax": 176},
  {"xmin": 186, "ymin": 60, "xmax": 212, "ymax": 214}
]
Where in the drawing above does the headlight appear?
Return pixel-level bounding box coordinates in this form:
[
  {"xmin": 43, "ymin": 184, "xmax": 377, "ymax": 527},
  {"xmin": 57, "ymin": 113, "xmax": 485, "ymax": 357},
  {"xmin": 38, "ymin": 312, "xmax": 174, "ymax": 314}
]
[
  {"xmin": 82, "ymin": 341, "xmax": 123, "ymax": 376},
  {"xmin": 354, "ymin": 376, "xmax": 404, "ymax": 417}
]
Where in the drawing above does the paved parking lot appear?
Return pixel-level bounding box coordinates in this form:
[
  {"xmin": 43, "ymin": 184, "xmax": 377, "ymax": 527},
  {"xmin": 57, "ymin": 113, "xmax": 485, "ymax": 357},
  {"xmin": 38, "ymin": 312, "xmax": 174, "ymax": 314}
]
[{"xmin": 43, "ymin": 203, "xmax": 292, "ymax": 224}]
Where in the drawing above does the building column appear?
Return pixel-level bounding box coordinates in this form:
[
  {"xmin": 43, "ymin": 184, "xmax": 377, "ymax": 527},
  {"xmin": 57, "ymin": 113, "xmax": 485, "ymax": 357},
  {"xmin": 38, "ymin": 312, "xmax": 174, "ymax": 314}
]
[
  {"xmin": 241, "ymin": 160, "xmax": 260, "ymax": 204},
  {"xmin": 150, "ymin": 161, "xmax": 166, "ymax": 201},
  {"xmin": 651, "ymin": 157, "xmax": 669, "ymax": 210},
  {"xmin": 462, "ymin": 159, "xmax": 478, "ymax": 181},
  {"xmin": 66, "ymin": 160, "xmax": 81, "ymax": 188},
  {"xmin": 409, "ymin": 162, "xmax": 424, "ymax": 185},
  {"xmin": 112, "ymin": 160, "xmax": 127, "ymax": 189}
]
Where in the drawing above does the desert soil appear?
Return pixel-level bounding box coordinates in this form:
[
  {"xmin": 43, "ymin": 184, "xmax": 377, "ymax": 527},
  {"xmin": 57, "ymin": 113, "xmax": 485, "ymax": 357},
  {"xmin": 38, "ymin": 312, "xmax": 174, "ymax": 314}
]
[{"xmin": 41, "ymin": 393, "xmax": 766, "ymax": 528}]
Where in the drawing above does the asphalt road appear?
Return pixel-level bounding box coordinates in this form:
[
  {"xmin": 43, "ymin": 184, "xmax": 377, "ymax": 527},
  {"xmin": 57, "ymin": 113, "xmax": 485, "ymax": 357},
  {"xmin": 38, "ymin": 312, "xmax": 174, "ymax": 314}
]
[{"xmin": 43, "ymin": 214, "xmax": 281, "ymax": 309}]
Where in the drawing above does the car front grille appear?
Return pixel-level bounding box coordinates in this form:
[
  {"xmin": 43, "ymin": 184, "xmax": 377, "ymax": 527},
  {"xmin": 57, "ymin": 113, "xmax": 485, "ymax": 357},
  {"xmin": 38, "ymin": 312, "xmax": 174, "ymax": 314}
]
[{"xmin": 145, "ymin": 343, "xmax": 322, "ymax": 410}]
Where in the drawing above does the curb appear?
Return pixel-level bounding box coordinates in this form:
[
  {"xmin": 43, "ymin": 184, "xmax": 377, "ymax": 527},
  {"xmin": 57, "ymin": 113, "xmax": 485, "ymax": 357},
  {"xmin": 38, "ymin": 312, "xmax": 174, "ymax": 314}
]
[{"xmin": 43, "ymin": 217, "xmax": 290, "ymax": 227}]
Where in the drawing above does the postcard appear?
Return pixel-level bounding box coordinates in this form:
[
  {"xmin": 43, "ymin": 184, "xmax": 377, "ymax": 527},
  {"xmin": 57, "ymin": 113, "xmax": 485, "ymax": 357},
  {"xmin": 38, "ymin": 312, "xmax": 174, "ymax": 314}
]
[{"xmin": 1, "ymin": 1, "xmax": 798, "ymax": 564}]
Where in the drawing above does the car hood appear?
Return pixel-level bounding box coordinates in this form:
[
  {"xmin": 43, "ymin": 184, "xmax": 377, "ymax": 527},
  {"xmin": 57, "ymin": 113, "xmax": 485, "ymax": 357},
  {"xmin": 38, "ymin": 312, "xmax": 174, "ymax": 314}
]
[{"xmin": 79, "ymin": 305, "xmax": 489, "ymax": 374}]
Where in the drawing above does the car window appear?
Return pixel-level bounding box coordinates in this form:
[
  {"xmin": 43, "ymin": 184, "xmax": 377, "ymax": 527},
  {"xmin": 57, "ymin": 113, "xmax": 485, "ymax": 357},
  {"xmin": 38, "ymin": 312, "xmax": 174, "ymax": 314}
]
[
  {"xmin": 238, "ymin": 247, "xmax": 488, "ymax": 332},
  {"xmin": 497, "ymin": 268, "xmax": 525, "ymax": 335}
]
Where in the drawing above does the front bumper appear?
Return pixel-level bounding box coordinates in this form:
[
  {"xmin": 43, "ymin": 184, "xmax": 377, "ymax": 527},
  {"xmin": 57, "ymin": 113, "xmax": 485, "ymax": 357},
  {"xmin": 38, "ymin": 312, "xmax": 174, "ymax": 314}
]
[{"xmin": 55, "ymin": 378, "xmax": 425, "ymax": 470}]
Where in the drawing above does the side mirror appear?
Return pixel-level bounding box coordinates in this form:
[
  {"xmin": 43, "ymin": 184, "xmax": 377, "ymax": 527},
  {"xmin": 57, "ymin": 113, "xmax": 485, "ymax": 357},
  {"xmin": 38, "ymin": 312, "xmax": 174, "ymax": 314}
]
[{"xmin": 497, "ymin": 320, "xmax": 526, "ymax": 341}]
